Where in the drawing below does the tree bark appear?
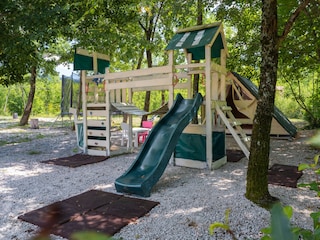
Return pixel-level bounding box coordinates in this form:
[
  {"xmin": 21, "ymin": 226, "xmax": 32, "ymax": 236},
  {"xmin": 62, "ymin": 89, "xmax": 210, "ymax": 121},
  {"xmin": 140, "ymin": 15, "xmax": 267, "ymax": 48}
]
[
  {"xmin": 245, "ymin": 0, "xmax": 279, "ymax": 208},
  {"xmin": 142, "ymin": 48, "xmax": 152, "ymax": 122},
  {"xmin": 192, "ymin": 0, "xmax": 203, "ymax": 124},
  {"xmin": 19, "ymin": 66, "xmax": 36, "ymax": 126},
  {"xmin": 245, "ymin": 0, "xmax": 312, "ymax": 208}
]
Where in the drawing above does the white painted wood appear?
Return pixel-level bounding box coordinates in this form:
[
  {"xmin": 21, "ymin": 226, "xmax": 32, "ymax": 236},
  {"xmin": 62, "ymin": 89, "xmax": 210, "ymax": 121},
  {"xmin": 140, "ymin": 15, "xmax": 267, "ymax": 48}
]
[
  {"xmin": 87, "ymin": 120, "xmax": 107, "ymax": 127},
  {"xmin": 87, "ymin": 139, "xmax": 107, "ymax": 147},
  {"xmin": 205, "ymin": 45, "xmax": 213, "ymax": 169},
  {"xmin": 87, "ymin": 110, "xmax": 107, "ymax": 117},
  {"xmin": 105, "ymin": 65, "xmax": 172, "ymax": 80},
  {"xmin": 87, "ymin": 103, "xmax": 107, "ymax": 108},
  {"xmin": 87, "ymin": 129, "xmax": 106, "ymax": 137},
  {"xmin": 215, "ymin": 104, "xmax": 250, "ymax": 159},
  {"xmin": 174, "ymin": 158, "xmax": 207, "ymax": 169},
  {"xmin": 76, "ymin": 48, "xmax": 110, "ymax": 61},
  {"xmin": 87, "ymin": 149, "xmax": 107, "ymax": 156},
  {"xmin": 106, "ymin": 89, "xmax": 111, "ymax": 156},
  {"xmin": 106, "ymin": 76, "xmax": 172, "ymax": 90},
  {"xmin": 81, "ymin": 71, "xmax": 88, "ymax": 154},
  {"xmin": 211, "ymin": 156, "xmax": 227, "ymax": 170}
]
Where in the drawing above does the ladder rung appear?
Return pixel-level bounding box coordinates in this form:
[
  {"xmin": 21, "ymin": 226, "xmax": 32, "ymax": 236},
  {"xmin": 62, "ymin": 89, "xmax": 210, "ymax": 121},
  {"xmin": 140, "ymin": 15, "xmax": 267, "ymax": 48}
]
[
  {"xmin": 221, "ymin": 106, "xmax": 232, "ymax": 111},
  {"xmin": 231, "ymin": 121, "xmax": 242, "ymax": 126}
]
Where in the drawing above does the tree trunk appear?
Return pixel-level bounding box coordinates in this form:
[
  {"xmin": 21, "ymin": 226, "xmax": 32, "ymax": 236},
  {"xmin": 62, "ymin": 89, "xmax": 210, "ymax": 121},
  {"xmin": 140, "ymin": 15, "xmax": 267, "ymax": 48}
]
[
  {"xmin": 19, "ymin": 66, "xmax": 36, "ymax": 126},
  {"xmin": 245, "ymin": 0, "xmax": 279, "ymax": 208},
  {"xmin": 192, "ymin": 0, "xmax": 203, "ymax": 124},
  {"xmin": 142, "ymin": 48, "xmax": 152, "ymax": 123}
]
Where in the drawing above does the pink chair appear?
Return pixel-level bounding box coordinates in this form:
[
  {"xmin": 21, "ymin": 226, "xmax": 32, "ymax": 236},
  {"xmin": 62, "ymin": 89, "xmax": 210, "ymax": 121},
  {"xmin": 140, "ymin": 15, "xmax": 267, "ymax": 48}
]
[{"xmin": 138, "ymin": 121, "xmax": 153, "ymax": 143}]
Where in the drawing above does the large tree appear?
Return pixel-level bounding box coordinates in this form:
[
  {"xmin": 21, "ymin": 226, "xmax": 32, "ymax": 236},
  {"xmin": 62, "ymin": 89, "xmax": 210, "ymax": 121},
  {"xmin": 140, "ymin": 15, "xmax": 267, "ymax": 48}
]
[
  {"xmin": 245, "ymin": 0, "xmax": 311, "ymax": 207},
  {"xmin": 0, "ymin": 0, "xmax": 80, "ymax": 125}
]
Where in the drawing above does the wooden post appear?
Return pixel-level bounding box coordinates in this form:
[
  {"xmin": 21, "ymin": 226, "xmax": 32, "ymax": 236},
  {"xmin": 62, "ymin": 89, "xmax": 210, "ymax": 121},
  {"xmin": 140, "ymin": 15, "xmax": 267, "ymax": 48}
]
[
  {"xmin": 220, "ymin": 49, "xmax": 227, "ymax": 101},
  {"xmin": 168, "ymin": 50, "xmax": 175, "ymax": 108},
  {"xmin": 205, "ymin": 45, "xmax": 212, "ymax": 169},
  {"xmin": 81, "ymin": 70, "xmax": 88, "ymax": 154}
]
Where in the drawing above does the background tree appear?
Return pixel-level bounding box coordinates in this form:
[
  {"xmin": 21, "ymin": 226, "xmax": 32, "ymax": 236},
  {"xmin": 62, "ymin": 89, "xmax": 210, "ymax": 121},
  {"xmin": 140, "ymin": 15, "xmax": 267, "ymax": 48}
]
[
  {"xmin": 0, "ymin": 0, "xmax": 80, "ymax": 125},
  {"xmin": 246, "ymin": 0, "xmax": 311, "ymax": 207}
]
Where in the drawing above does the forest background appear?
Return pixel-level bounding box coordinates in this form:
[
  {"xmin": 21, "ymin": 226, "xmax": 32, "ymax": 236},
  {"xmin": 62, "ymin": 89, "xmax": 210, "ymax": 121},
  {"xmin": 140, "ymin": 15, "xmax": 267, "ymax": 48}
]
[{"xmin": 0, "ymin": 0, "xmax": 319, "ymax": 128}]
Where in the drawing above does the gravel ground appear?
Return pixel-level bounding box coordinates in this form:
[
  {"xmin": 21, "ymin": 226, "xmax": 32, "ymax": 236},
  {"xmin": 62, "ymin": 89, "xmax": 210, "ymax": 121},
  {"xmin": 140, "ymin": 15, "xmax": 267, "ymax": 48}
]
[{"xmin": 0, "ymin": 118, "xmax": 319, "ymax": 240}]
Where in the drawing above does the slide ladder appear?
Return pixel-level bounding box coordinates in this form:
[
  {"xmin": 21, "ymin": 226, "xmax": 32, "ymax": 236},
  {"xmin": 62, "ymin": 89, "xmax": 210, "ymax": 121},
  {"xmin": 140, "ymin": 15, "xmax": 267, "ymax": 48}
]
[{"xmin": 215, "ymin": 103, "xmax": 250, "ymax": 159}]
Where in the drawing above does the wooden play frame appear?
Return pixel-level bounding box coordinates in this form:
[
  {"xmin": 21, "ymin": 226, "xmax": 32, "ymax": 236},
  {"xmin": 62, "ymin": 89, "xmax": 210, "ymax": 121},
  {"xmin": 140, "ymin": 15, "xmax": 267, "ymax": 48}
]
[{"xmin": 72, "ymin": 22, "xmax": 251, "ymax": 170}]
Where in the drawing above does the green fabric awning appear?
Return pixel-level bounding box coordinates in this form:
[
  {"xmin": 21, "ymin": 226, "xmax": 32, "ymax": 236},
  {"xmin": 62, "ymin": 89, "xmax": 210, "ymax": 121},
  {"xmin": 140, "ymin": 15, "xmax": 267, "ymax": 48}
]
[
  {"xmin": 73, "ymin": 51, "xmax": 110, "ymax": 74},
  {"xmin": 165, "ymin": 23, "xmax": 225, "ymax": 60}
]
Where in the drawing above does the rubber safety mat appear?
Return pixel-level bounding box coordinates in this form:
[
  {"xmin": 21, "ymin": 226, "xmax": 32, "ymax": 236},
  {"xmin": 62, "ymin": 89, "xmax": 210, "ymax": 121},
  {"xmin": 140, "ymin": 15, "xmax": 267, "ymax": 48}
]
[
  {"xmin": 268, "ymin": 164, "xmax": 303, "ymax": 188},
  {"xmin": 18, "ymin": 190, "xmax": 159, "ymax": 238},
  {"xmin": 41, "ymin": 154, "xmax": 109, "ymax": 167},
  {"xmin": 226, "ymin": 149, "xmax": 246, "ymax": 162}
]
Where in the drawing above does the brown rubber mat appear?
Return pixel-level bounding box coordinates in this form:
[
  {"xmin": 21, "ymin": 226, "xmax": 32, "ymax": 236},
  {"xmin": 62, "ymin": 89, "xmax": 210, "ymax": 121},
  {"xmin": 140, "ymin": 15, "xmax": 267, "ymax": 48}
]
[
  {"xmin": 41, "ymin": 154, "xmax": 109, "ymax": 167},
  {"xmin": 18, "ymin": 190, "xmax": 159, "ymax": 239},
  {"xmin": 226, "ymin": 149, "xmax": 246, "ymax": 162},
  {"xmin": 268, "ymin": 164, "xmax": 303, "ymax": 188}
]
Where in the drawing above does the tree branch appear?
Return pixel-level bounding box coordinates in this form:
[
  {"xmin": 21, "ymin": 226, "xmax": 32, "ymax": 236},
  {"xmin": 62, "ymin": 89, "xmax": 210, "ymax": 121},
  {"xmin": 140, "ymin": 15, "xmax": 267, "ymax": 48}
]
[
  {"xmin": 278, "ymin": 0, "xmax": 311, "ymax": 45},
  {"xmin": 138, "ymin": 20, "xmax": 147, "ymax": 32},
  {"xmin": 151, "ymin": 0, "xmax": 166, "ymax": 41}
]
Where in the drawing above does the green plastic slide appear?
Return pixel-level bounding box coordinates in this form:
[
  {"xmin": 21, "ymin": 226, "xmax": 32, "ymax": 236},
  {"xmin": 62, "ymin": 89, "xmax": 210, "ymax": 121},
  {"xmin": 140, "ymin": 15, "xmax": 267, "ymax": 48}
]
[{"xmin": 115, "ymin": 93, "xmax": 203, "ymax": 197}]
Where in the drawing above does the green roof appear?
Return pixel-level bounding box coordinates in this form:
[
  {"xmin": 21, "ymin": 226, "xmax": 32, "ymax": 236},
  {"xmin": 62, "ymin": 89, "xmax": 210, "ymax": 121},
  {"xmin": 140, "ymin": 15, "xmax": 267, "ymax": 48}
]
[
  {"xmin": 74, "ymin": 53, "xmax": 110, "ymax": 74},
  {"xmin": 232, "ymin": 72, "xmax": 297, "ymax": 137},
  {"xmin": 73, "ymin": 49, "xmax": 110, "ymax": 74},
  {"xmin": 165, "ymin": 23, "xmax": 226, "ymax": 60}
]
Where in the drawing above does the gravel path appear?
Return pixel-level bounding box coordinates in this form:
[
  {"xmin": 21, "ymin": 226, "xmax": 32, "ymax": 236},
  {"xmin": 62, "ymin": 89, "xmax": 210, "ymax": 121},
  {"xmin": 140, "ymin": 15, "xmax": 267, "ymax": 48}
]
[{"xmin": 0, "ymin": 118, "xmax": 319, "ymax": 240}]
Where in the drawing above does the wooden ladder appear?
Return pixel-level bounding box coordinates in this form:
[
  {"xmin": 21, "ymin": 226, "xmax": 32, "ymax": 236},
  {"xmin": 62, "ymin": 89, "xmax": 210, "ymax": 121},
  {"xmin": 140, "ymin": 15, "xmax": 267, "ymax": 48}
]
[{"xmin": 215, "ymin": 103, "xmax": 250, "ymax": 159}]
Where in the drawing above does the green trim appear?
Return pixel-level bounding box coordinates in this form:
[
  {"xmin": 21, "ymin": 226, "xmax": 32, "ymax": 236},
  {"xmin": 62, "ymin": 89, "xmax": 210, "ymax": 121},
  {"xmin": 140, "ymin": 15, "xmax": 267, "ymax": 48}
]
[{"xmin": 73, "ymin": 53, "xmax": 110, "ymax": 74}]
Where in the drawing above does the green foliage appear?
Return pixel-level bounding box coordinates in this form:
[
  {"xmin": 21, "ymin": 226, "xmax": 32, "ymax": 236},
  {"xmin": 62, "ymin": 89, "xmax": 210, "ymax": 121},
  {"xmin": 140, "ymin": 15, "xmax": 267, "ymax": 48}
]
[
  {"xmin": 308, "ymin": 132, "xmax": 320, "ymax": 149},
  {"xmin": 261, "ymin": 204, "xmax": 295, "ymax": 240},
  {"xmin": 261, "ymin": 203, "xmax": 320, "ymax": 240},
  {"xmin": 298, "ymin": 154, "xmax": 320, "ymax": 197},
  {"xmin": 208, "ymin": 208, "xmax": 237, "ymax": 239},
  {"xmin": 70, "ymin": 231, "xmax": 113, "ymax": 240},
  {"xmin": 209, "ymin": 204, "xmax": 320, "ymax": 239},
  {"xmin": 0, "ymin": 75, "xmax": 62, "ymax": 116}
]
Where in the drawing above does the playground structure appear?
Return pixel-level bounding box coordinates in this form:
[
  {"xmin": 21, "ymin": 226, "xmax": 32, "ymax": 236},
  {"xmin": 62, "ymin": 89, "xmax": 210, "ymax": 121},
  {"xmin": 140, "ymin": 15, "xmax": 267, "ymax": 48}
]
[
  {"xmin": 72, "ymin": 22, "xmax": 251, "ymax": 168},
  {"xmin": 226, "ymin": 72, "xmax": 297, "ymax": 137},
  {"xmin": 71, "ymin": 22, "xmax": 296, "ymax": 196}
]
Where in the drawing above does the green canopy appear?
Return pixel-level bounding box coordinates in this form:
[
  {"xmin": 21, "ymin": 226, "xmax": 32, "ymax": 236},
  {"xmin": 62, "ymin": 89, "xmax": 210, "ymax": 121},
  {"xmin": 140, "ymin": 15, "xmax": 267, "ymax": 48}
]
[
  {"xmin": 73, "ymin": 49, "xmax": 110, "ymax": 74},
  {"xmin": 165, "ymin": 23, "xmax": 225, "ymax": 60}
]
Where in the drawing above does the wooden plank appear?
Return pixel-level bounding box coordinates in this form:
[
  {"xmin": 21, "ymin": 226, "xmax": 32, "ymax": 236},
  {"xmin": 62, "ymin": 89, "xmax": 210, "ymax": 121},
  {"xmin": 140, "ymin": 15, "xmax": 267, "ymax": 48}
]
[
  {"xmin": 174, "ymin": 63, "xmax": 206, "ymax": 70},
  {"xmin": 205, "ymin": 45, "xmax": 212, "ymax": 169},
  {"xmin": 133, "ymin": 85, "xmax": 172, "ymax": 92},
  {"xmin": 174, "ymin": 158, "xmax": 207, "ymax": 169},
  {"xmin": 87, "ymin": 110, "xmax": 107, "ymax": 117},
  {"xmin": 87, "ymin": 139, "xmax": 107, "ymax": 147},
  {"xmin": 107, "ymin": 76, "xmax": 172, "ymax": 90},
  {"xmin": 87, "ymin": 120, "xmax": 107, "ymax": 127},
  {"xmin": 87, "ymin": 103, "xmax": 107, "ymax": 108},
  {"xmin": 87, "ymin": 148, "xmax": 107, "ymax": 156},
  {"xmin": 105, "ymin": 66, "xmax": 172, "ymax": 80},
  {"xmin": 87, "ymin": 129, "xmax": 106, "ymax": 137},
  {"xmin": 76, "ymin": 48, "xmax": 110, "ymax": 61},
  {"xmin": 211, "ymin": 62, "xmax": 227, "ymax": 75}
]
